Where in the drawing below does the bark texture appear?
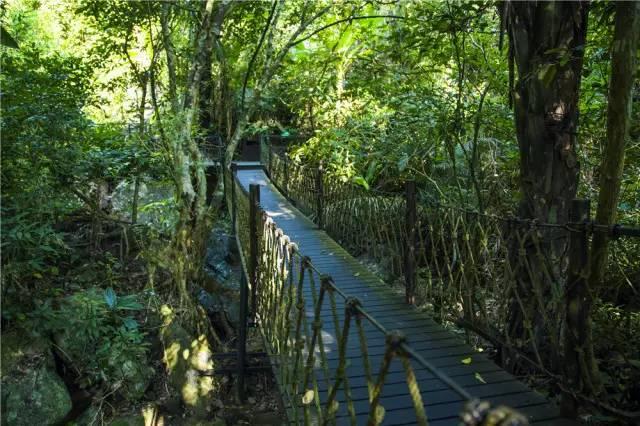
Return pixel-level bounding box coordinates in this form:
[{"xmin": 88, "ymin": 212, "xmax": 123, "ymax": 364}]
[
  {"xmin": 504, "ymin": 1, "xmax": 589, "ymax": 372},
  {"xmin": 508, "ymin": 1, "xmax": 588, "ymax": 224}
]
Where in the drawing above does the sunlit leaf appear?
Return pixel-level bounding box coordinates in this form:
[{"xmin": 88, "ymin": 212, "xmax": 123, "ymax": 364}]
[{"xmin": 302, "ymin": 389, "xmax": 314, "ymax": 405}]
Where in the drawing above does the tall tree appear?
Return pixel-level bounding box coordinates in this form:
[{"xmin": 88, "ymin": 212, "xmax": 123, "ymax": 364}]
[
  {"xmin": 590, "ymin": 2, "xmax": 640, "ymax": 290},
  {"xmin": 504, "ymin": 1, "xmax": 589, "ymax": 370}
]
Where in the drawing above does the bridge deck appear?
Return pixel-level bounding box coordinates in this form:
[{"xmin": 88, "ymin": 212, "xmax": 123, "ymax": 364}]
[{"xmin": 235, "ymin": 165, "xmax": 572, "ymax": 426}]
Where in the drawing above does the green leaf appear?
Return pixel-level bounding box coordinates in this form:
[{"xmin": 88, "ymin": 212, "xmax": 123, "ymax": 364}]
[
  {"xmin": 474, "ymin": 372, "xmax": 486, "ymax": 384},
  {"xmin": 537, "ymin": 63, "xmax": 557, "ymax": 88},
  {"xmin": 104, "ymin": 287, "xmax": 117, "ymax": 309},
  {"xmin": 116, "ymin": 295, "xmax": 144, "ymax": 311},
  {"xmin": 123, "ymin": 317, "xmax": 138, "ymax": 331},
  {"xmin": 302, "ymin": 389, "xmax": 314, "ymax": 405},
  {"xmin": 397, "ymin": 153, "xmax": 409, "ymax": 172},
  {"xmin": 353, "ymin": 176, "xmax": 369, "ymax": 190},
  {"xmin": 461, "ymin": 357, "xmax": 472, "ymax": 365}
]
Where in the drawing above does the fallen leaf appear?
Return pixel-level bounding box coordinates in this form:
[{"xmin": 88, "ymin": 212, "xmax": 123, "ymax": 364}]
[
  {"xmin": 461, "ymin": 357, "xmax": 472, "ymax": 365},
  {"xmin": 354, "ymin": 272, "xmax": 360, "ymax": 277},
  {"xmin": 474, "ymin": 372, "xmax": 486, "ymax": 384}
]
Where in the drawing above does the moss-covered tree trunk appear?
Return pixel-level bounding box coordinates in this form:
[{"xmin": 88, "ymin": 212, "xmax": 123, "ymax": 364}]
[{"xmin": 166, "ymin": 0, "xmax": 230, "ymax": 308}]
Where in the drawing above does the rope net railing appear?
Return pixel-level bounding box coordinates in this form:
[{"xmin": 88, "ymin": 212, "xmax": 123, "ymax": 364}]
[
  {"xmin": 224, "ymin": 165, "xmax": 529, "ymax": 425},
  {"xmin": 260, "ymin": 139, "xmax": 640, "ymax": 414}
]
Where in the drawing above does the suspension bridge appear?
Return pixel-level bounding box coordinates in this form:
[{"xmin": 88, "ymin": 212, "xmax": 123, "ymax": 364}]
[{"xmin": 220, "ymin": 143, "xmax": 576, "ymax": 425}]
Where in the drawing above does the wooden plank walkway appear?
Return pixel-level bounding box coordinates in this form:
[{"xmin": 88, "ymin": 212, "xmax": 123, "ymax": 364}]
[{"xmin": 235, "ymin": 164, "xmax": 573, "ymax": 426}]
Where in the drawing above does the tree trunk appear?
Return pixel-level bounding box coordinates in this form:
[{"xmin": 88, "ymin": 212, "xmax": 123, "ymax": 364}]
[
  {"xmin": 168, "ymin": 0, "xmax": 223, "ymax": 308},
  {"xmin": 505, "ymin": 1, "xmax": 589, "ymax": 372},
  {"xmin": 132, "ymin": 73, "xmax": 147, "ymax": 225},
  {"xmin": 589, "ymin": 1, "xmax": 640, "ymax": 291},
  {"xmin": 161, "ymin": 2, "xmax": 179, "ymax": 112}
]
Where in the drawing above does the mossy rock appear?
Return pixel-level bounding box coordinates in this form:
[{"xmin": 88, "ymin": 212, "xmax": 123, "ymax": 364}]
[
  {"xmin": 160, "ymin": 305, "xmax": 215, "ymax": 418},
  {"xmin": 1, "ymin": 330, "xmax": 71, "ymax": 426},
  {"xmin": 2, "ymin": 365, "xmax": 72, "ymax": 426},
  {"xmin": 116, "ymin": 358, "xmax": 154, "ymax": 401},
  {"xmin": 1, "ymin": 330, "xmax": 54, "ymax": 377}
]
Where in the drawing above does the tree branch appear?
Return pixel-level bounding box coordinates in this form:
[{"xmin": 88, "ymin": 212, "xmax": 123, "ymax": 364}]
[
  {"xmin": 241, "ymin": 0, "xmax": 278, "ymax": 111},
  {"xmin": 289, "ymin": 14, "xmax": 405, "ymax": 47}
]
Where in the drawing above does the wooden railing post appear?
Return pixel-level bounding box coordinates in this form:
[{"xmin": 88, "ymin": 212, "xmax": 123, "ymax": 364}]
[
  {"xmin": 316, "ymin": 161, "xmax": 324, "ymax": 229},
  {"xmin": 405, "ymin": 180, "xmax": 417, "ymax": 305},
  {"xmin": 561, "ymin": 198, "xmax": 592, "ymax": 418},
  {"xmin": 283, "ymin": 153, "xmax": 289, "ymax": 196},
  {"xmin": 237, "ymin": 272, "xmax": 248, "ymax": 402},
  {"xmin": 249, "ymin": 183, "xmax": 261, "ymax": 319},
  {"xmin": 230, "ymin": 163, "xmax": 238, "ymax": 234},
  {"xmin": 267, "ymin": 135, "xmax": 273, "ymax": 178}
]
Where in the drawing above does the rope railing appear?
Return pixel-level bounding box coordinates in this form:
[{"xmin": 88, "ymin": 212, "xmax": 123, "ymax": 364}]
[
  {"xmin": 224, "ymin": 164, "xmax": 532, "ymax": 425},
  {"xmin": 259, "ymin": 138, "xmax": 640, "ymax": 417}
]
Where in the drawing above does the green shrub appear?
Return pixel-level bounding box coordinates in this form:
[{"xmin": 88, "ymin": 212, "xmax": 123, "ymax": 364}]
[{"xmin": 30, "ymin": 287, "xmax": 153, "ymax": 400}]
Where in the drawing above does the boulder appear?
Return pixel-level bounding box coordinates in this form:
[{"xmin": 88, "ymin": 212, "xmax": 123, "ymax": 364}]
[
  {"xmin": 2, "ymin": 362, "xmax": 72, "ymax": 426},
  {"xmin": 204, "ymin": 228, "xmax": 237, "ymax": 286},
  {"xmin": 1, "ymin": 330, "xmax": 72, "ymax": 426},
  {"xmin": 1, "ymin": 331, "xmax": 54, "ymax": 374},
  {"xmin": 160, "ymin": 305, "xmax": 216, "ymax": 418},
  {"xmin": 115, "ymin": 358, "xmax": 154, "ymax": 401}
]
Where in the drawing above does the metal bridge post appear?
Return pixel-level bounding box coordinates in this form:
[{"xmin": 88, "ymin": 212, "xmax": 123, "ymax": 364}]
[
  {"xmin": 561, "ymin": 198, "xmax": 591, "ymax": 418},
  {"xmin": 249, "ymin": 184, "xmax": 261, "ymax": 320},
  {"xmin": 316, "ymin": 161, "xmax": 324, "ymax": 229},
  {"xmin": 405, "ymin": 180, "xmax": 417, "ymax": 305},
  {"xmin": 231, "ymin": 163, "xmax": 238, "ymax": 234}
]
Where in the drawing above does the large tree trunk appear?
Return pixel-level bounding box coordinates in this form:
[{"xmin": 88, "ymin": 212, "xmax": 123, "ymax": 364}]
[{"xmin": 505, "ymin": 1, "xmax": 589, "ymax": 373}]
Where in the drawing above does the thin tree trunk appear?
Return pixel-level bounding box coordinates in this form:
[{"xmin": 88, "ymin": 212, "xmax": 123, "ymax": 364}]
[
  {"xmin": 590, "ymin": 1, "xmax": 640, "ymax": 290},
  {"xmin": 132, "ymin": 73, "xmax": 147, "ymax": 225},
  {"xmin": 470, "ymin": 84, "xmax": 489, "ymax": 212},
  {"xmin": 161, "ymin": 2, "xmax": 179, "ymax": 112}
]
